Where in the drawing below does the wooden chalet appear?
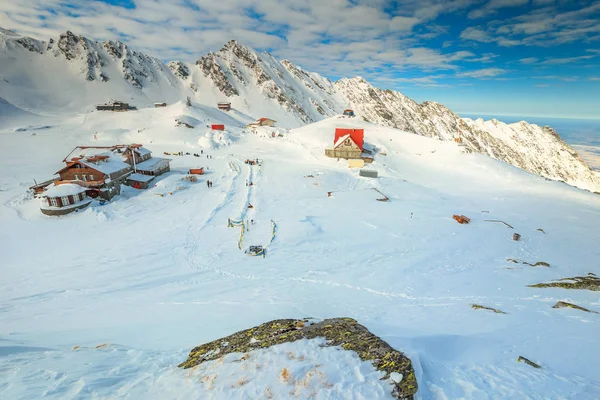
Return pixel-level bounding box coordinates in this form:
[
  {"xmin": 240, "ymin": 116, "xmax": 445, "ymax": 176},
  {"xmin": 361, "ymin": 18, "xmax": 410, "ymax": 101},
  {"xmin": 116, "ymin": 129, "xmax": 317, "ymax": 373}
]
[
  {"xmin": 96, "ymin": 101, "xmax": 134, "ymax": 111},
  {"xmin": 40, "ymin": 183, "xmax": 91, "ymax": 216},
  {"xmin": 325, "ymin": 128, "xmax": 365, "ymax": 160},
  {"xmin": 154, "ymin": 102, "xmax": 167, "ymax": 108},
  {"xmin": 247, "ymin": 117, "xmax": 276, "ymax": 128},
  {"xmin": 55, "ymin": 150, "xmax": 133, "ymax": 200},
  {"xmin": 122, "ymin": 144, "xmax": 171, "ymax": 189},
  {"xmin": 217, "ymin": 102, "xmax": 231, "ymax": 111}
]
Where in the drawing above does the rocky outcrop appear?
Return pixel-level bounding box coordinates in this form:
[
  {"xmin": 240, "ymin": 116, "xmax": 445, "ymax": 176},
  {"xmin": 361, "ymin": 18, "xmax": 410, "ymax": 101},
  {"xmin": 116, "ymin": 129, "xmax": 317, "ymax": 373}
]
[
  {"xmin": 168, "ymin": 60, "xmax": 190, "ymax": 79},
  {"xmin": 529, "ymin": 274, "xmax": 600, "ymax": 291},
  {"xmin": 180, "ymin": 317, "xmax": 418, "ymax": 400},
  {"xmin": 195, "ymin": 54, "xmax": 239, "ymax": 96}
]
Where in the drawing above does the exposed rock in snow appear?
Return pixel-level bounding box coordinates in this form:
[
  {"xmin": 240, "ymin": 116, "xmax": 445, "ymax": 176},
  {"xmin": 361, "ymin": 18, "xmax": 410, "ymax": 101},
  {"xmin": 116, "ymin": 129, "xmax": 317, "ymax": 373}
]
[
  {"xmin": 180, "ymin": 317, "xmax": 418, "ymax": 399},
  {"xmin": 167, "ymin": 60, "xmax": 190, "ymax": 79}
]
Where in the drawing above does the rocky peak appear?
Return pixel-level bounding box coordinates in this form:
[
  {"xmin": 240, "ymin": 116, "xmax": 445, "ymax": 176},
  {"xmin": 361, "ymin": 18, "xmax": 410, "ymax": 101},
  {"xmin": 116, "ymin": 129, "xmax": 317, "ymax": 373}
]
[
  {"xmin": 0, "ymin": 28, "xmax": 45, "ymax": 54},
  {"xmin": 168, "ymin": 60, "xmax": 190, "ymax": 79}
]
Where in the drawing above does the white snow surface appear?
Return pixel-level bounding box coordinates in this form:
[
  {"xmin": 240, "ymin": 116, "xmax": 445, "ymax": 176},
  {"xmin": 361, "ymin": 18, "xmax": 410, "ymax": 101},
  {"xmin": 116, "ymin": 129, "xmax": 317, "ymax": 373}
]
[
  {"xmin": 1, "ymin": 106, "xmax": 600, "ymax": 399},
  {"xmin": 41, "ymin": 183, "xmax": 86, "ymax": 197}
]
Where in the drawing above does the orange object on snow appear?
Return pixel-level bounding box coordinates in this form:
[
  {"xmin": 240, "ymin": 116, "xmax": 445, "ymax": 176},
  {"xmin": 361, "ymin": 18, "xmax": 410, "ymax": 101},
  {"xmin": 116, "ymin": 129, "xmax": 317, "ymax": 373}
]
[
  {"xmin": 189, "ymin": 168, "xmax": 204, "ymax": 175},
  {"xmin": 453, "ymin": 214, "xmax": 471, "ymax": 224}
]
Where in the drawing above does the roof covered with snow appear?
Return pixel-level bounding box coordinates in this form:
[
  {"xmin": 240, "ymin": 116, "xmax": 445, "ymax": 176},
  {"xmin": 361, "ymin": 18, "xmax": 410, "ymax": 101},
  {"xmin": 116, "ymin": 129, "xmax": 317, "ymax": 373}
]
[
  {"xmin": 134, "ymin": 147, "xmax": 152, "ymax": 157},
  {"xmin": 128, "ymin": 173, "xmax": 155, "ymax": 183},
  {"xmin": 80, "ymin": 156, "xmax": 131, "ymax": 176},
  {"xmin": 42, "ymin": 183, "xmax": 86, "ymax": 197},
  {"xmin": 135, "ymin": 157, "xmax": 170, "ymax": 172}
]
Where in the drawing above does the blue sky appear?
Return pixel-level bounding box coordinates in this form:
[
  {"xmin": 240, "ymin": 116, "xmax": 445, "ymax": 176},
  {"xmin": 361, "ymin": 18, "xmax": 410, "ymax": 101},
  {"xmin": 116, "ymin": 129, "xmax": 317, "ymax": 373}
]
[{"xmin": 1, "ymin": 0, "xmax": 599, "ymax": 119}]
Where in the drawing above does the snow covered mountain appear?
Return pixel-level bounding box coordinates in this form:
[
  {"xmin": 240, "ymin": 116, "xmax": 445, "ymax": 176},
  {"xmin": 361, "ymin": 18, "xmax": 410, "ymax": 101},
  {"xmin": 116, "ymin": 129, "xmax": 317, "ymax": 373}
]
[{"xmin": 1, "ymin": 27, "xmax": 599, "ymax": 192}]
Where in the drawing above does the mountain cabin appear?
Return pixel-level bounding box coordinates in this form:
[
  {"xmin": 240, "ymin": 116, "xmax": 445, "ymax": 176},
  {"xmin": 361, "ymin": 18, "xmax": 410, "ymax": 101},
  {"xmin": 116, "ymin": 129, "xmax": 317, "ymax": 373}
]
[
  {"xmin": 217, "ymin": 102, "xmax": 231, "ymax": 111},
  {"xmin": 247, "ymin": 118, "xmax": 277, "ymax": 128},
  {"xmin": 325, "ymin": 128, "xmax": 365, "ymax": 160},
  {"xmin": 154, "ymin": 102, "xmax": 167, "ymax": 108},
  {"xmin": 96, "ymin": 101, "xmax": 133, "ymax": 111},
  {"xmin": 343, "ymin": 109, "xmax": 355, "ymax": 117}
]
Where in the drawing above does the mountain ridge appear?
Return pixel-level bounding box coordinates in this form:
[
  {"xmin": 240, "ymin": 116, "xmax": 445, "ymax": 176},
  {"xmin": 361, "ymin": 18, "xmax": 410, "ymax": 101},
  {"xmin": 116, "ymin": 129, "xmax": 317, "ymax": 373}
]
[{"xmin": 1, "ymin": 27, "xmax": 599, "ymax": 192}]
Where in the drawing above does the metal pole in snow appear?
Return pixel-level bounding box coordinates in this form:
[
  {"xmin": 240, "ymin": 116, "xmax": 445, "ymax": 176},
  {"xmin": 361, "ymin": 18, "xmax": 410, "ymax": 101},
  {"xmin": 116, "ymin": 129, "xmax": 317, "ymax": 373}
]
[{"xmin": 132, "ymin": 146, "xmax": 137, "ymax": 172}]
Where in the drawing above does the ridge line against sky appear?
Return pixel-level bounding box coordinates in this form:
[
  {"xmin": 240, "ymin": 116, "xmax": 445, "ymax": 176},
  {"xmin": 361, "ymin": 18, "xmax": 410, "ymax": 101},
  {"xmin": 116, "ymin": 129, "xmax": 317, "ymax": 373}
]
[{"xmin": 0, "ymin": 0, "xmax": 599, "ymax": 119}]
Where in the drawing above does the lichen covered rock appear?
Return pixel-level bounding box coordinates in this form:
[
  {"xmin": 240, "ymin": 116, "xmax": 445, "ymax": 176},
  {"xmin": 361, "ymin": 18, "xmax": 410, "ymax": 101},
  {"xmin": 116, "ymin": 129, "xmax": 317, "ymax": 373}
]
[
  {"xmin": 180, "ymin": 317, "xmax": 418, "ymax": 399},
  {"xmin": 529, "ymin": 274, "xmax": 600, "ymax": 291}
]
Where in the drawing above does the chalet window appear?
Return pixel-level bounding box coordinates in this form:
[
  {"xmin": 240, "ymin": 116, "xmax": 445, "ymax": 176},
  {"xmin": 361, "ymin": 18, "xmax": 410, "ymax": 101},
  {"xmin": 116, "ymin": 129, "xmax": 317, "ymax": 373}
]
[
  {"xmin": 89, "ymin": 175, "xmax": 94, "ymax": 180},
  {"xmin": 74, "ymin": 174, "xmax": 79, "ymax": 180},
  {"xmin": 61, "ymin": 196, "xmax": 70, "ymax": 206},
  {"xmin": 50, "ymin": 198, "xmax": 58, "ymax": 207},
  {"xmin": 73, "ymin": 193, "xmax": 79, "ymax": 202},
  {"xmin": 82, "ymin": 175, "xmax": 87, "ymax": 181}
]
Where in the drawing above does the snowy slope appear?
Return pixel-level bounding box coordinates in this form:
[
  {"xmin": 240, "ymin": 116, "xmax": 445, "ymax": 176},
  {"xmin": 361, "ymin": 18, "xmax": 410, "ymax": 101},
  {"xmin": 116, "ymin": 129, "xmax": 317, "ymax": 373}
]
[
  {"xmin": 1, "ymin": 27, "xmax": 599, "ymax": 192},
  {"xmin": 1, "ymin": 111, "xmax": 600, "ymax": 399}
]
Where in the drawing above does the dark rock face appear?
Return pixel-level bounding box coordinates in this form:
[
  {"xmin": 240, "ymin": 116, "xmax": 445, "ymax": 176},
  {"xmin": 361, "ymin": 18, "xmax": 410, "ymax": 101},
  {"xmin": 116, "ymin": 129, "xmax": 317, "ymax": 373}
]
[
  {"xmin": 195, "ymin": 54, "xmax": 239, "ymax": 96},
  {"xmin": 14, "ymin": 37, "xmax": 43, "ymax": 54},
  {"xmin": 180, "ymin": 317, "xmax": 418, "ymax": 400},
  {"xmin": 168, "ymin": 60, "xmax": 190, "ymax": 79}
]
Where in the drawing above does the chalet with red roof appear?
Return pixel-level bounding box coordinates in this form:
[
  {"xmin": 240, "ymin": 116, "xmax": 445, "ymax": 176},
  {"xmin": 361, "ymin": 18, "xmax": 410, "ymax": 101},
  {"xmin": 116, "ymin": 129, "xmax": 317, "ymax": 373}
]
[
  {"xmin": 325, "ymin": 128, "xmax": 366, "ymax": 160},
  {"xmin": 55, "ymin": 148, "xmax": 132, "ymax": 201},
  {"xmin": 246, "ymin": 117, "xmax": 277, "ymax": 128}
]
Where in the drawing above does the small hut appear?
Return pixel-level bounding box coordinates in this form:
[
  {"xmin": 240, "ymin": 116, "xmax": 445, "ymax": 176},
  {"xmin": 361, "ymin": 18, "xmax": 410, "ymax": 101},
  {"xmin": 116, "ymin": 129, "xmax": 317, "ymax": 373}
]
[
  {"xmin": 211, "ymin": 124, "xmax": 225, "ymax": 130},
  {"xmin": 127, "ymin": 173, "xmax": 155, "ymax": 189},
  {"xmin": 343, "ymin": 109, "xmax": 355, "ymax": 117},
  {"xmin": 154, "ymin": 102, "xmax": 167, "ymax": 108},
  {"xmin": 359, "ymin": 169, "xmax": 378, "ymax": 178},
  {"xmin": 96, "ymin": 101, "xmax": 132, "ymax": 111},
  {"xmin": 217, "ymin": 102, "xmax": 231, "ymax": 111}
]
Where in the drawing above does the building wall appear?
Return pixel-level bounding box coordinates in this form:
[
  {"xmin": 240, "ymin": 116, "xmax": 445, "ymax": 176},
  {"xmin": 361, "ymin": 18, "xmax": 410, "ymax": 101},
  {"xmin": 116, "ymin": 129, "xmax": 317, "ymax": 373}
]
[
  {"xmin": 44, "ymin": 192, "xmax": 87, "ymax": 208},
  {"xmin": 41, "ymin": 201, "xmax": 91, "ymax": 216},
  {"xmin": 325, "ymin": 139, "xmax": 362, "ymax": 159},
  {"xmin": 348, "ymin": 159, "xmax": 365, "ymax": 168},
  {"xmin": 260, "ymin": 120, "xmax": 275, "ymax": 127},
  {"xmin": 59, "ymin": 165, "xmax": 106, "ymax": 183}
]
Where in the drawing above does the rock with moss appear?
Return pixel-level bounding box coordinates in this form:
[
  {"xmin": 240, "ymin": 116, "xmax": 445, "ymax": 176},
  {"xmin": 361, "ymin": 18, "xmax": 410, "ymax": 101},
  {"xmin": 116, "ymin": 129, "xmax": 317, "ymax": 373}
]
[
  {"xmin": 518, "ymin": 356, "xmax": 541, "ymax": 369},
  {"xmin": 528, "ymin": 274, "xmax": 600, "ymax": 291},
  {"xmin": 179, "ymin": 317, "xmax": 418, "ymax": 399},
  {"xmin": 552, "ymin": 301, "xmax": 598, "ymax": 313},
  {"xmin": 471, "ymin": 304, "xmax": 506, "ymax": 314}
]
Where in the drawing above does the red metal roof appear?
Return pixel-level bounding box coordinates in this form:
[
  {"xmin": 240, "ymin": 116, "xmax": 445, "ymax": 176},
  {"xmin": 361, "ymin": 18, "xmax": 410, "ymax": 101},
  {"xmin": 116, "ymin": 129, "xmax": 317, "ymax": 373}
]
[
  {"xmin": 334, "ymin": 128, "xmax": 364, "ymax": 150},
  {"xmin": 211, "ymin": 124, "xmax": 225, "ymax": 130}
]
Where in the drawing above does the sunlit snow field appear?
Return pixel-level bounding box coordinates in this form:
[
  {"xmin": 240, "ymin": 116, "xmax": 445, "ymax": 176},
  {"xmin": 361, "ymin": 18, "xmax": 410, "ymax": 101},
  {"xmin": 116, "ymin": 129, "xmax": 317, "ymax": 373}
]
[{"xmin": 1, "ymin": 105, "xmax": 600, "ymax": 399}]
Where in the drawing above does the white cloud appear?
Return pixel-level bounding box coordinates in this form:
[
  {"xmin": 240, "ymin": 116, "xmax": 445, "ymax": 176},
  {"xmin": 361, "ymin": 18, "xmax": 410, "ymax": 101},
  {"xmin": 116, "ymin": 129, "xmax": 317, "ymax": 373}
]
[
  {"xmin": 458, "ymin": 68, "xmax": 508, "ymax": 78},
  {"xmin": 462, "ymin": 1, "xmax": 600, "ymax": 48},
  {"xmin": 468, "ymin": 0, "xmax": 528, "ymax": 19},
  {"xmin": 519, "ymin": 57, "xmax": 539, "ymax": 64}
]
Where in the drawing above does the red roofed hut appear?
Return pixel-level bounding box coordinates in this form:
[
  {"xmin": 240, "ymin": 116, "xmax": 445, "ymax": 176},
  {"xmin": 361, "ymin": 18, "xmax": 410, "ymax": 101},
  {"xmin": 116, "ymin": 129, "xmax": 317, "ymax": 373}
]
[
  {"xmin": 325, "ymin": 128, "xmax": 365, "ymax": 159},
  {"xmin": 211, "ymin": 124, "xmax": 225, "ymax": 130}
]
